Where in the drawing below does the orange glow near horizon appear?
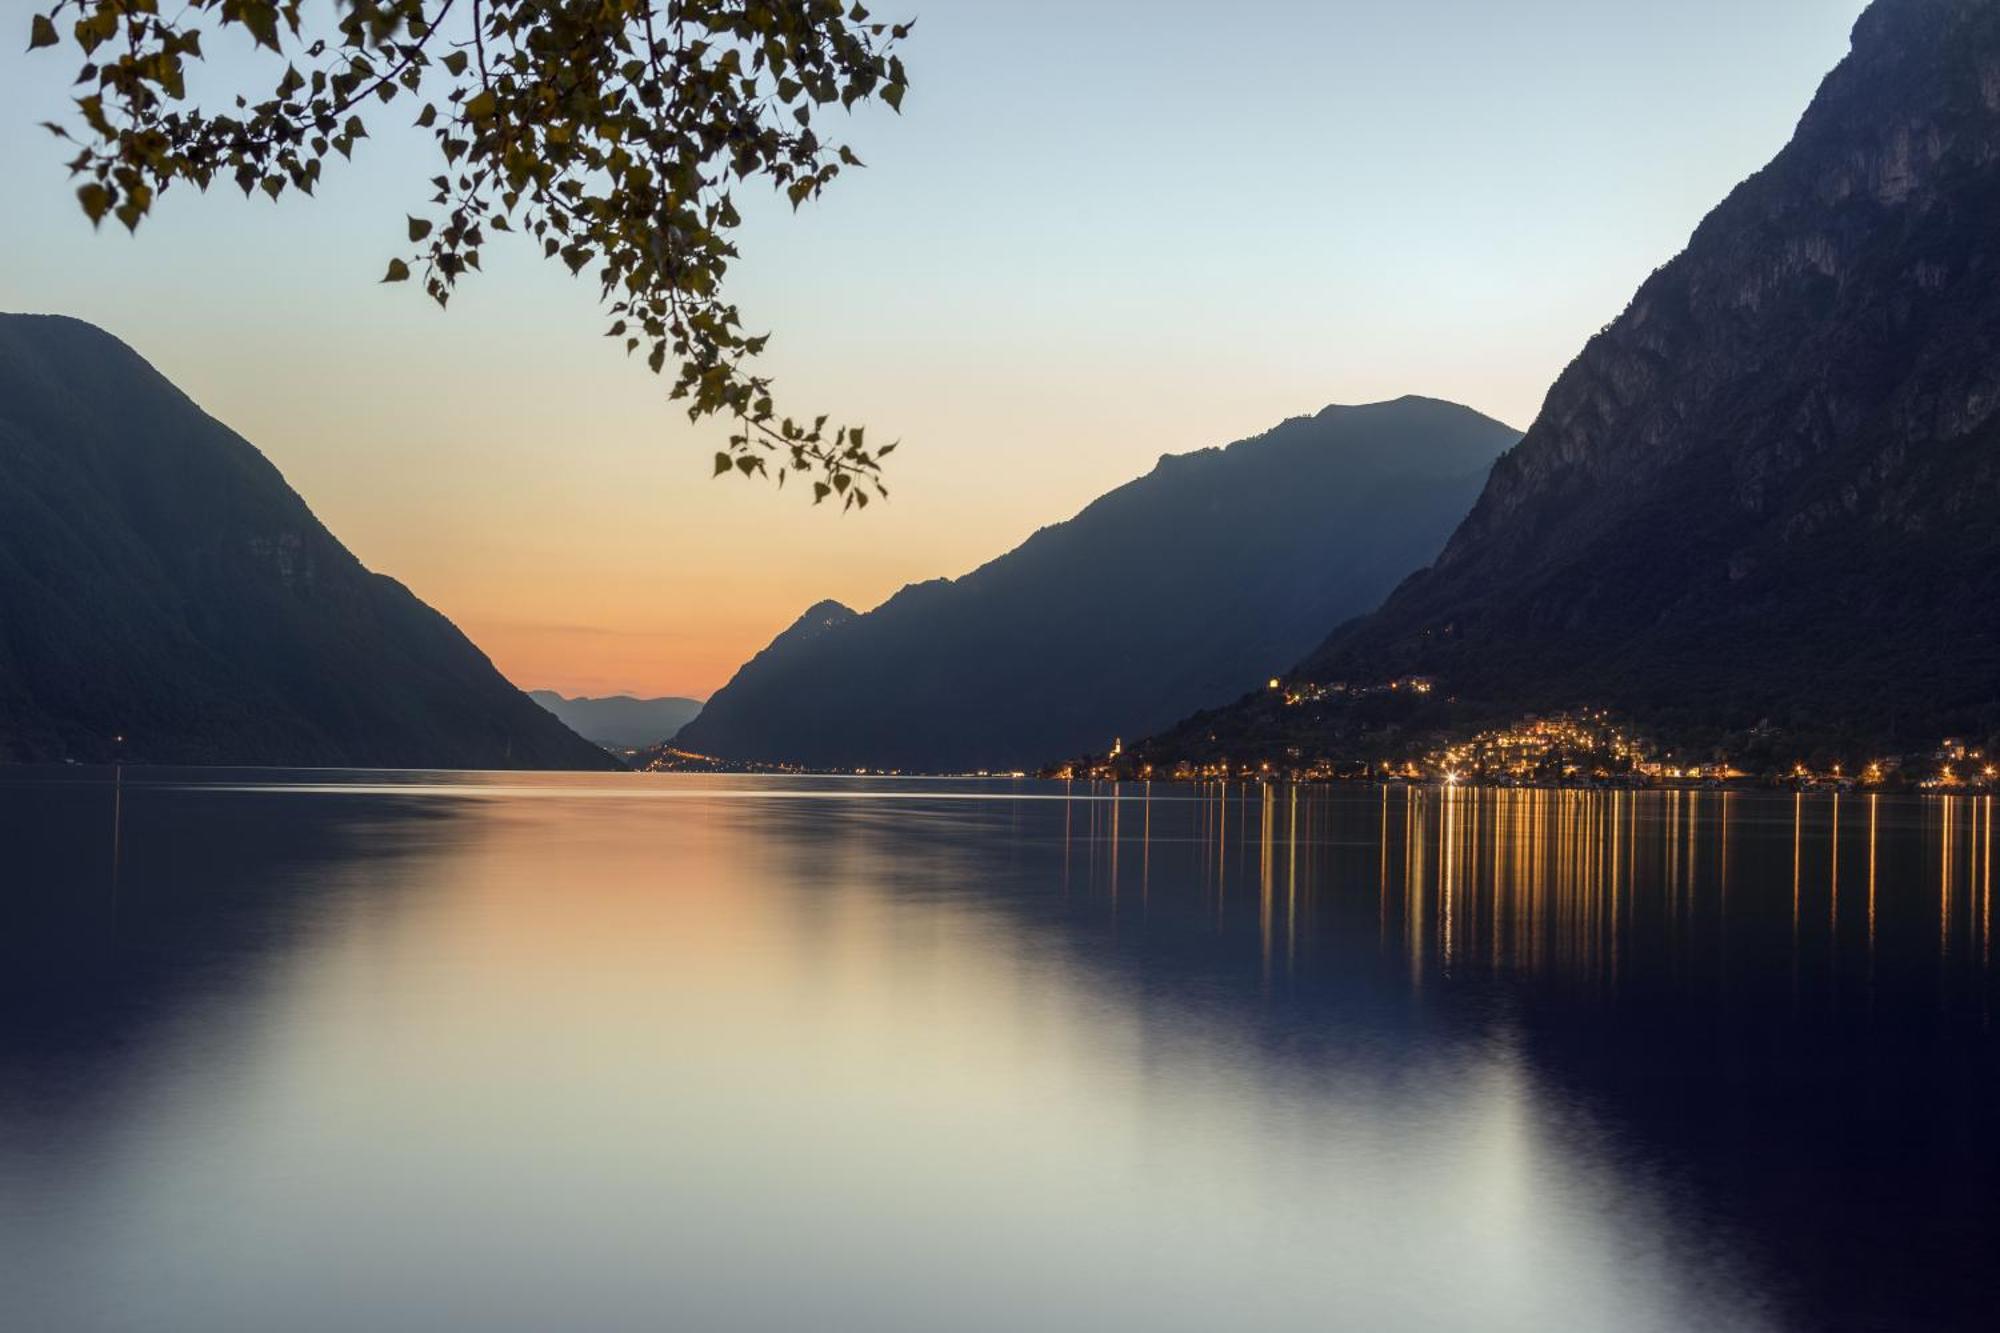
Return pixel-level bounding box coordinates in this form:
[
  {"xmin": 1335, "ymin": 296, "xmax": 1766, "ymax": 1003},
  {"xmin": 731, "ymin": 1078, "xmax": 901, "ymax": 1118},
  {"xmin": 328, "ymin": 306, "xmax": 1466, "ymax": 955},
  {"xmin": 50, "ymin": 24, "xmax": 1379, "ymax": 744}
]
[{"xmin": 0, "ymin": 2, "xmax": 1876, "ymax": 700}]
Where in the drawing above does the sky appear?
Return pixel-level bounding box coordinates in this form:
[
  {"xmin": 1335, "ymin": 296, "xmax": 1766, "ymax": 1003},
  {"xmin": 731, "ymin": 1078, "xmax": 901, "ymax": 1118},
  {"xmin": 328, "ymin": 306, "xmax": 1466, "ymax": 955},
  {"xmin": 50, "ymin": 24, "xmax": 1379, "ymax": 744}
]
[{"xmin": 0, "ymin": 0, "xmax": 1871, "ymax": 699}]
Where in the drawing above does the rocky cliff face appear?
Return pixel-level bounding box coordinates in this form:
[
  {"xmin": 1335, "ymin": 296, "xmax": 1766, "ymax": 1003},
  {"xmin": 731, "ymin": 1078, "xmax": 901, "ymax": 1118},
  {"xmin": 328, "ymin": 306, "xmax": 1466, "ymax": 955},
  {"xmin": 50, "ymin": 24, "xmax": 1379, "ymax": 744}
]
[
  {"xmin": 1136, "ymin": 0, "xmax": 2000, "ymax": 768},
  {"xmin": 1139, "ymin": 0, "xmax": 2000, "ymax": 763},
  {"xmin": 0, "ymin": 315, "xmax": 620, "ymax": 769},
  {"xmin": 1433, "ymin": 0, "xmax": 2000, "ymax": 583}
]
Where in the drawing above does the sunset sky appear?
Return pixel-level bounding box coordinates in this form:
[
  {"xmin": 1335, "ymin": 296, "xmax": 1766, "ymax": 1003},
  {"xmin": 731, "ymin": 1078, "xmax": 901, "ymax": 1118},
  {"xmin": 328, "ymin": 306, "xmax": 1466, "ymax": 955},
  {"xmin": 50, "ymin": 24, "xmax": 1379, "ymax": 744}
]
[{"xmin": 0, "ymin": 0, "xmax": 1868, "ymax": 699}]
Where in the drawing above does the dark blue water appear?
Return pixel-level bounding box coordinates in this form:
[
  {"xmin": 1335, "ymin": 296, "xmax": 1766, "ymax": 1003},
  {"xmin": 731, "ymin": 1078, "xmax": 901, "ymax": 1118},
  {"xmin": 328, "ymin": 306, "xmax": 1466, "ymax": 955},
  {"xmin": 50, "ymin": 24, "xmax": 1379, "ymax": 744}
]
[{"xmin": 0, "ymin": 772, "xmax": 1994, "ymax": 1331}]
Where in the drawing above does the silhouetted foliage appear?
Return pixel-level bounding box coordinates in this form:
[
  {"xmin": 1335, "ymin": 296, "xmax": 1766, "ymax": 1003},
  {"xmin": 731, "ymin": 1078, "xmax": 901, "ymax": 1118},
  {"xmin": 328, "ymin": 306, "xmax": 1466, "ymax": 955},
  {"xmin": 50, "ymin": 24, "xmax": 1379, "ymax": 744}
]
[{"xmin": 26, "ymin": 0, "xmax": 910, "ymax": 504}]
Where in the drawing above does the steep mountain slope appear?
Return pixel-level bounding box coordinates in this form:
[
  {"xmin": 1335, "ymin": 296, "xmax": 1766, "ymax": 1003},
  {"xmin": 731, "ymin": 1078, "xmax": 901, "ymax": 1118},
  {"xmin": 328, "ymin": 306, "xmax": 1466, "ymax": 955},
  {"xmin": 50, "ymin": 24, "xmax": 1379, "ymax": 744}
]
[
  {"xmin": 665, "ymin": 598, "xmax": 855, "ymax": 760},
  {"xmin": 674, "ymin": 400, "xmax": 1519, "ymax": 770},
  {"xmin": 529, "ymin": 691, "xmax": 703, "ymax": 748},
  {"xmin": 1136, "ymin": 0, "xmax": 2000, "ymax": 766},
  {"xmin": 0, "ymin": 314, "xmax": 618, "ymax": 769}
]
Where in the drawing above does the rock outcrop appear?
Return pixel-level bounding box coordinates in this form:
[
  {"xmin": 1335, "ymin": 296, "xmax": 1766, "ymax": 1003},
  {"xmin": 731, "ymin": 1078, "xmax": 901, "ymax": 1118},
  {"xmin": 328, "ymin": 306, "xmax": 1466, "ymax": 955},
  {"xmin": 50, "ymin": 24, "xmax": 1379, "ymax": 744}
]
[{"xmin": 1135, "ymin": 0, "xmax": 2000, "ymax": 765}]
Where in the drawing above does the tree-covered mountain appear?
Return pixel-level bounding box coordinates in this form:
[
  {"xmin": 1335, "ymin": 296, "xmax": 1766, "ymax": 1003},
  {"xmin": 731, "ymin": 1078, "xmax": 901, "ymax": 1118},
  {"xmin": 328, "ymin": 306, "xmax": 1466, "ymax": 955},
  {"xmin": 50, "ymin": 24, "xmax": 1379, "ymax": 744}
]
[
  {"xmin": 1132, "ymin": 0, "xmax": 2000, "ymax": 768},
  {"xmin": 0, "ymin": 314, "xmax": 617, "ymax": 770},
  {"xmin": 528, "ymin": 691, "xmax": 703, "ymax": 749},
  {"xmin": 673, "ymin": 399, "xmax": 1519, "ymax": 771}
]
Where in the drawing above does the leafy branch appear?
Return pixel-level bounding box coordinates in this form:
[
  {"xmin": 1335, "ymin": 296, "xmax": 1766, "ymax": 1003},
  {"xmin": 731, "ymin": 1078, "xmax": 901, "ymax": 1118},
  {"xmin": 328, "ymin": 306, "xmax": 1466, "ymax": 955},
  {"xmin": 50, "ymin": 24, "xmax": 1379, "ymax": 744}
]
[{"xmin": 27, "ymin": 0, "xmax": 912, "ymax": 507}]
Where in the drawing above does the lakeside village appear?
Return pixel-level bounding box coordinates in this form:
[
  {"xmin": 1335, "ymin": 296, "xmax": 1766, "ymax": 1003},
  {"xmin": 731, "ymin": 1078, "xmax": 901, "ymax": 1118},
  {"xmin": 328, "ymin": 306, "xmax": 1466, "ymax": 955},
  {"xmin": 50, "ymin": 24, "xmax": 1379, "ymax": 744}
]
[
  {"xmin": 635, "ymin": 681, "xmax": 1993, "ymax": 792},
  {"xmin": 1056, "ymin": 677, "xmax": 2000, "ymax": 794}
]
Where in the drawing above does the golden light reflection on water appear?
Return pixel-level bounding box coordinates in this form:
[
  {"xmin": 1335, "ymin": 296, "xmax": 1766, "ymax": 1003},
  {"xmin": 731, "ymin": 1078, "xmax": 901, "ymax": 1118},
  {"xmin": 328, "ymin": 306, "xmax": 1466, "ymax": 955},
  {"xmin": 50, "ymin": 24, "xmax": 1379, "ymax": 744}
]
[
  {"xmin": 15, "ymin": 771, "xmax": 2000, "ymax": 1331},
  {"xmin": 1055, "ymin": 782, "xmax": 1998, "ymax": 997},
  {"xmin": 1870, "ymin": 793, "xmax": 1879, "ymax": 956},
  {"xmin": 113, "ymin": 772, "xmax": 2000, "ymax": 1004}
]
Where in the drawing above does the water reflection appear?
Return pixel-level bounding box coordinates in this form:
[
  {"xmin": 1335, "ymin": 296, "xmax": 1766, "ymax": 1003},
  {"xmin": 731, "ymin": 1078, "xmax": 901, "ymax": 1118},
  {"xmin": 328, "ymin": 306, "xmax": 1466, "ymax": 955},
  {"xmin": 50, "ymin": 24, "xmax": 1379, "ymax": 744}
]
[
  {"xmin": 1040, "ymin": 781, "xmax": 1999, "ymax": 1005},
  {"xmin": 0, "ymin": 772, "xmax": 1995, "ymax": 1331},
  {"xmin": 1038, "ymin": 781, "xmax": 2000, "ymax": 1330}
]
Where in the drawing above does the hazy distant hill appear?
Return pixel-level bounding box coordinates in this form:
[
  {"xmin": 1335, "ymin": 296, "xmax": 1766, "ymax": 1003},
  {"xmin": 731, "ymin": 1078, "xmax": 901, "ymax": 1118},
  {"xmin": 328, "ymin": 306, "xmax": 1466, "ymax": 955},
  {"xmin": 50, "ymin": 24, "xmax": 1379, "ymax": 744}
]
[
  {"xmin": 0, "ymin": 314, "xmax": 617, "ymax": 770},
  {"xmin": 529, "ymin": 691, "xmax": 702, "ymax": 748},
  {"xmin": 1134, "ymin": 0, "xmax": 2000, "ymax": 765},
  {"xmin": 674, "ymin": 399, "xmax": 1519, "ymax": 770}
]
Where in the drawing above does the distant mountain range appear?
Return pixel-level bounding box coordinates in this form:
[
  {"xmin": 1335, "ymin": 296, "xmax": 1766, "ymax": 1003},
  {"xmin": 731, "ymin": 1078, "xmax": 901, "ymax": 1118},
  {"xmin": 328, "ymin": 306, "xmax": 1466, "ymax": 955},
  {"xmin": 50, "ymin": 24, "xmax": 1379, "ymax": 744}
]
[
  {"xmin": 529, "ymin": 691, "xmax": 703, "ymax": 749},
  {"xmin": 675, "ymin": 398, "xmax": 1520, "ymax": 771},
  {"xmin": 1132, "ymin": 0, "xmax": 2000, "ymax": 767},
  {"xmin": 0, "ymin": 314, "xmax": 617, "ymax": 770}
]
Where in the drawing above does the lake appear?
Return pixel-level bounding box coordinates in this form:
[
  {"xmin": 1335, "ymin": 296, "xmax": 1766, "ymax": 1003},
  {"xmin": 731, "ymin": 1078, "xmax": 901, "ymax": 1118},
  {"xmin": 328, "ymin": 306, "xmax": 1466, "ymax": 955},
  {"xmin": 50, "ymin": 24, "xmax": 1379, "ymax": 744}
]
[{"xmin": 1, "ymin": 771, "xmax": 1994, "ymax": 1331}]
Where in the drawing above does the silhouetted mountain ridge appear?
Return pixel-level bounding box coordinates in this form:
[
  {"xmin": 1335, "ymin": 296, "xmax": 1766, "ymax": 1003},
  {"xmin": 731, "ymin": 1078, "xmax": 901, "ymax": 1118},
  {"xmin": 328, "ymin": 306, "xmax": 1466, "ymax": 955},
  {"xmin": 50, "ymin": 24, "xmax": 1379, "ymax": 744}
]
[
  {"xmin": 1133, "ymin": 0, "xmax": 2000, "ymax": 765},
  {"xmin": 528, "ymin": 691, "xmax": 703, "ymax": 749},
  {"xmin": 0, "ymin": 314, "xmax": 617, "ymax": 769},
  {"xmin": 674, "ymin": 397, "xmax": 1520, "ymax": 770}
]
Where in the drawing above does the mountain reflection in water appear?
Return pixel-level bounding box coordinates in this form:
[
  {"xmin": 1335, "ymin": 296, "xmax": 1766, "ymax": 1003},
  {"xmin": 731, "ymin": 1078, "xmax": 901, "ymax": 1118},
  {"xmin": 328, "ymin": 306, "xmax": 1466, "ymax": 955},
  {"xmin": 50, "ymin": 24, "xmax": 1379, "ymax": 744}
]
[{"xmin": 0, "ymin": 772, "xmax": 1993, "ymax": 1333}]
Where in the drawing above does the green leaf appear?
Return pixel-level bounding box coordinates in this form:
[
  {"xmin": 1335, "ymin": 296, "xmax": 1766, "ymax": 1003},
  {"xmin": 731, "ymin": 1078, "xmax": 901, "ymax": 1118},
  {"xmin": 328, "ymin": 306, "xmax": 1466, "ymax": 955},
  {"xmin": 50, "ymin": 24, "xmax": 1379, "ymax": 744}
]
[
  {"xmin": 407, "ymin": 216, "xmax": 432, "ymax": 242},
  {"xmin": 381, "ymin": 258, "xmax": 411, "ymax": 283},
  {"xmin": 441, "ymin": 50, "xmax": 469, "ymax": 77},
  {"xmin": 28, "ymin": 13, "xmax": 58, "ymax": 50},
  {"xmin": 713, "ymin": 452, "xmax": 733, "ymax": 477},
  {"xmin": 465, "ymin": 89, "xmax": 496, "ymax": 121}
]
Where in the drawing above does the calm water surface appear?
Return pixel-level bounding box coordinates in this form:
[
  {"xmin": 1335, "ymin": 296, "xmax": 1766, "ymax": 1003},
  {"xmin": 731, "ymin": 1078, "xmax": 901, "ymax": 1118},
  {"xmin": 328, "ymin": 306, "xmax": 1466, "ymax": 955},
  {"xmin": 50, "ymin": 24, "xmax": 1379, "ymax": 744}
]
[{"xmin": 1, "ymin": 771, "xmax": 1996, "ymax": 1332}]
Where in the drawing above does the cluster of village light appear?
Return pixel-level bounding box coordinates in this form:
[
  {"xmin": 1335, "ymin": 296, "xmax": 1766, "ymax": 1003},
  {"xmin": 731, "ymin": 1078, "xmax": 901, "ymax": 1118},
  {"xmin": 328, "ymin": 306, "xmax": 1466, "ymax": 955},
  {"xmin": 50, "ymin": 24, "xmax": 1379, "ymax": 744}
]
[
  {"xmin": 1915, "ymin": 740, "xmax": 1999, "ymax": 790},
  {"xmin": 1273, "ymin": 674, "xmax": 1434, "ymax": 707},
  {"xmin": 1424, "ymin": 710, "xmax": 1657, "ymax": 784},
  {"xmin": 1062, "ymin": 703, "xmax": 1999, "ymax": 793}
]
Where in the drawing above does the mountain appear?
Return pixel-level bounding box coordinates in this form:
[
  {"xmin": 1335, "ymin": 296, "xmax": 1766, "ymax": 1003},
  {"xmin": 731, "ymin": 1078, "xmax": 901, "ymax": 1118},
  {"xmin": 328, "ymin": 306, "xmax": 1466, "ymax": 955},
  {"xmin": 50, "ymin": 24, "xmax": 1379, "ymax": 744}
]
[
  {"xmin": 665, "ymin": 599, "xmax": 856, "ymax": 759},
  {"xmin": 673, "ymin": 400, "xmax": 1520, "ymax": 771},
  {"xmin": 1132, "ymin": 0, "xmax": 2000, "ymax": 767},
  {"xmin": 0, "ymin": 314, "xmax": 618, "ymax": 770},
  {"xmin": 528, "ymin": 691, "xmax": 703, "ymax": 748}
]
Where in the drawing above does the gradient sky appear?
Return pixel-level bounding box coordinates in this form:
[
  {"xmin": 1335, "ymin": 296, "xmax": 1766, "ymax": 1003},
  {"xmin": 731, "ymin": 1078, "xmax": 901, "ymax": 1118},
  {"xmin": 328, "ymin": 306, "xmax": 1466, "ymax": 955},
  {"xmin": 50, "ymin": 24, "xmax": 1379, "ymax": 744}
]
[{"xmin": 0, "ymin": 0, "xmax": 1870, "ymax": 698}]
